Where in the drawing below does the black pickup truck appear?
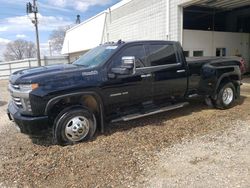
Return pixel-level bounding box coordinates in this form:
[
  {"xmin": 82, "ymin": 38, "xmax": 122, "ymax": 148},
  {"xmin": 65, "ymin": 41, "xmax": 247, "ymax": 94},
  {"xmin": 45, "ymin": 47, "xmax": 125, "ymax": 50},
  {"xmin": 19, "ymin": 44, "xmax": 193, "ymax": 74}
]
[{"xmin": 7, "ymin": 40, "xmax": 243, "ymax": 145}]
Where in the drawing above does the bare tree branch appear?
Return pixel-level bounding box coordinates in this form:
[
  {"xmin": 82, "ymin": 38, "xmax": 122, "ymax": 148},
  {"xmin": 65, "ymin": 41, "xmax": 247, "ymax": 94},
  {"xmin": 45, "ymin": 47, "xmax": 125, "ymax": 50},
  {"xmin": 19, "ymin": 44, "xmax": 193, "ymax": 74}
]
[
  {"xmin": 49, "ymin": 26, "xmax": 70, "ymax": 54},
  {"xmin": 4, "ymin": 39, "xmax": 37, "ymax": 61}
]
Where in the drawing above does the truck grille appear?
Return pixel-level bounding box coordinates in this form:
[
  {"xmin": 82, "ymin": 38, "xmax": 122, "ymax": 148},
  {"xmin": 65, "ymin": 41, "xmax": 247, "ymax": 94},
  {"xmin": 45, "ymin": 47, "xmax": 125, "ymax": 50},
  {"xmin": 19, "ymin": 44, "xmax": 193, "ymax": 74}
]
[
  {"xmin": 12, "ymin": 96, "xmax": 23, "ymax": 108},
  {"xmin": 9, "ymin": 83, "xmax": 32, "ymax": 114},
  {"xmin": 12, "ymin": 84, "xmax": 20, "ymax": 90}
]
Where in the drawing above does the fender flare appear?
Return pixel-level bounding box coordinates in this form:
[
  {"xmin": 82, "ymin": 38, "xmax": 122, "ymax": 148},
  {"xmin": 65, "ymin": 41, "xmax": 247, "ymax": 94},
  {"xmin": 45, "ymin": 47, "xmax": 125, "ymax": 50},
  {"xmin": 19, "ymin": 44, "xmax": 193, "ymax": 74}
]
[
  {"xmin": 213, "ymin": 72, "xmax": 241, "ymax": 99},
  {"xmin": 45, "ymin": 91, "xmax": 105, "ymax": 133}
]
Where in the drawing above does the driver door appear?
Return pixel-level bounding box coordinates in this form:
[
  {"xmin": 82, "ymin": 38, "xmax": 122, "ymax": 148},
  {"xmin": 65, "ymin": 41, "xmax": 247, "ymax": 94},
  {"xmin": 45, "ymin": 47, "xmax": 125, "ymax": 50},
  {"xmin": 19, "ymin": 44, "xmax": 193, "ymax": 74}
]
[{"xmin": 102, "ymin": 44, "xmax": 152, "ymax": 114}]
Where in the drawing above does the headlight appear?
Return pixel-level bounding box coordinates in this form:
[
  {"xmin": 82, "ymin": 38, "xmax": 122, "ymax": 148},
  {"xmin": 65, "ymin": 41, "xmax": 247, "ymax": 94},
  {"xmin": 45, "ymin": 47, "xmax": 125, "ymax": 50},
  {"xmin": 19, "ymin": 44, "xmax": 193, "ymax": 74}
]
[{"xmin": 19, "ymin": 83, "xmax": 39, "ymax": 92}]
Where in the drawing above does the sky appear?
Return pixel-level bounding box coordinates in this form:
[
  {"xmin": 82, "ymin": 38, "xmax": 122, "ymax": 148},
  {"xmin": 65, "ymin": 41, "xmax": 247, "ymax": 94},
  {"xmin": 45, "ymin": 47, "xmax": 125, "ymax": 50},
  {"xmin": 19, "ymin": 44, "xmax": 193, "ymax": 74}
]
[{"xmin": 0, "ymin": 0, "xmax": 120, "ymax": 60}]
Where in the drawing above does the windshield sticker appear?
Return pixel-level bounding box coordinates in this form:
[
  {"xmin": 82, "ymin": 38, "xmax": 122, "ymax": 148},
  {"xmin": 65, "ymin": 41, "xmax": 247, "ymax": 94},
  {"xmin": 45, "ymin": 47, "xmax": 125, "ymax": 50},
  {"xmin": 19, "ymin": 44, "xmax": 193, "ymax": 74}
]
[
  {"xmin": 82, "ymin": 70, "xmax": 98, "ymax": 76},
  {"xmin": 106, "ymin": 46, "xmax": 118, "ymax": 50}
]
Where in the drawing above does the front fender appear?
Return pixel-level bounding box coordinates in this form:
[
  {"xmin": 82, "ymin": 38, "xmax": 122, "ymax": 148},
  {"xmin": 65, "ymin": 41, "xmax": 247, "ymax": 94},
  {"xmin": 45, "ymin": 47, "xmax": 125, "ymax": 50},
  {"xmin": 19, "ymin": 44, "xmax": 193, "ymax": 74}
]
[{"xmin": 45, "ymin": 91, "xmax": 105, "ymax": 133}]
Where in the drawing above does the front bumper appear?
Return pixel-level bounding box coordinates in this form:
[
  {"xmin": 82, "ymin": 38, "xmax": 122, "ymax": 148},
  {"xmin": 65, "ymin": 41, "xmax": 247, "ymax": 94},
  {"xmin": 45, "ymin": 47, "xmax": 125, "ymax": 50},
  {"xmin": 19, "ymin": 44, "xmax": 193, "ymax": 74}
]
[{"xmin": 7, "ymin": 101, "xmax": 50, "ymax": 136}]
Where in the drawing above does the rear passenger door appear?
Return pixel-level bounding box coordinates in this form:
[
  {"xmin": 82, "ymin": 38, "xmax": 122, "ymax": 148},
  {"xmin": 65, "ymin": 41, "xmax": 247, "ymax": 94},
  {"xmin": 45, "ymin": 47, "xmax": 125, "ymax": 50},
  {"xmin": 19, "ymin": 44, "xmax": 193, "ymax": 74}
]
[{"xmin": 146, "ymin": 43, "xmax": 187, "ymax": 100}]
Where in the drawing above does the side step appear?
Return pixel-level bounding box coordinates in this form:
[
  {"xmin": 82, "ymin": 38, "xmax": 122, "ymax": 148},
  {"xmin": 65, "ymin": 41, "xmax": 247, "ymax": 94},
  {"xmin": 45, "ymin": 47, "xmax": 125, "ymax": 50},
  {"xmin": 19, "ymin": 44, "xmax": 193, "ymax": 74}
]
[{"xmin": 111, "ymin": 102, "xmax": 189, "ymax": 123}]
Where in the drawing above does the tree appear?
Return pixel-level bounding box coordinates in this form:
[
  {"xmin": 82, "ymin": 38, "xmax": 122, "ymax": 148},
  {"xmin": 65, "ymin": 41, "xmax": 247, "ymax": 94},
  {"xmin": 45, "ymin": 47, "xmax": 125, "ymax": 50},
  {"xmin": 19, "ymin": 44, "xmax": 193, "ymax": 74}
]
[
  {"xmin": 49, "ymin": 26, "xmax": 69, "ymax": 54},
  {"xmin": 4, "ymin": 39, "xmax": 36, "ymax": 61}
]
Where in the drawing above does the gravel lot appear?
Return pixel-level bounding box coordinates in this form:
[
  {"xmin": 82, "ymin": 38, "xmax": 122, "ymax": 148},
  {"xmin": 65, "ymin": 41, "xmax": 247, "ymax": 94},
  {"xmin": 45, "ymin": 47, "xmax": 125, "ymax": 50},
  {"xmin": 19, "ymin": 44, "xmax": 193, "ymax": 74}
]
[{"xmin": 0, "ymin": 77, "xmax": 250, "ymax": 188}]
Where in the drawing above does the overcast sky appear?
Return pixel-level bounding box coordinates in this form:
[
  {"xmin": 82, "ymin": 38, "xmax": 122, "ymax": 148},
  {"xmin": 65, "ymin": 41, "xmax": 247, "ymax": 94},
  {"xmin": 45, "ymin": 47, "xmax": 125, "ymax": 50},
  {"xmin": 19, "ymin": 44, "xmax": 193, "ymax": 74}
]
[{"xmin": 0, "ymin": 0, "xmax": 119, "ymax": 60}]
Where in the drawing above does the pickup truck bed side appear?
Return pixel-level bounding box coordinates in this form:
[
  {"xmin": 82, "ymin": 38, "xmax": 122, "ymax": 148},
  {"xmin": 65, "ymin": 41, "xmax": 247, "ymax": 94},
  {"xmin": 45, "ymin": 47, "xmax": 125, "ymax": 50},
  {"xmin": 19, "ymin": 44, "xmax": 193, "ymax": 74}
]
[{"xmin": 187, "ymin": 58, "xmax": 241, "ymax": 98}]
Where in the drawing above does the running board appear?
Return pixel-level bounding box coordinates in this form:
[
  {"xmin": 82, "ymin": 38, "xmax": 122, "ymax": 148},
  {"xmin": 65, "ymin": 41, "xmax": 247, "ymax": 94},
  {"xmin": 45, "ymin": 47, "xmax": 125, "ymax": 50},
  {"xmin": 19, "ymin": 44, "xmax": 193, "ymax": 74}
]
[{"xmin": 111, "ymin": 102, "xmax": 189, "ymax": 123}]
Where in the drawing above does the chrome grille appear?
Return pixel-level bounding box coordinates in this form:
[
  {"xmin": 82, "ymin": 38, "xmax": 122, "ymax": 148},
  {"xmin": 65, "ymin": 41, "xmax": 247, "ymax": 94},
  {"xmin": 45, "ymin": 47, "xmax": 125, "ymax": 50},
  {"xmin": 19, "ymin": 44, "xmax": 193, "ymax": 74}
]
[
  {"xmin": 9, "ymin": 83, "xmax": 32, "ymax": 114},
  {"xmin": 12, "ymin": 96, "xmax": 23, "ymax": 108},
  {"xmin": 12, "ymin": 84, "xmax": 20, "ymax": 90}
]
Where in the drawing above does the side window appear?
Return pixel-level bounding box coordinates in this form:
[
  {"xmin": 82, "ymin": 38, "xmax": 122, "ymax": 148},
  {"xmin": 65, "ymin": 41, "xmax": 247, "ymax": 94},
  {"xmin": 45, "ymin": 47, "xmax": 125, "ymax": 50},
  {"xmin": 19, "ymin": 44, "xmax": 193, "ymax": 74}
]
[
  {"xmin": 183, "ymin": 51, "xmax": 190, "ymax": 57},
  {"xmin": 216, "ymin": 48, "xmax": 226, "ymax": 57},
  {"xmin": 112, "ymin": 45, "xmax": 146, "ymax": 68},
  {"xmin": 193, "ymin": 50, "xmax": 204, "ymax": 57},
  {"xmin": 147, "ymin": 44, "xmax": 178, "ymax": 66}
]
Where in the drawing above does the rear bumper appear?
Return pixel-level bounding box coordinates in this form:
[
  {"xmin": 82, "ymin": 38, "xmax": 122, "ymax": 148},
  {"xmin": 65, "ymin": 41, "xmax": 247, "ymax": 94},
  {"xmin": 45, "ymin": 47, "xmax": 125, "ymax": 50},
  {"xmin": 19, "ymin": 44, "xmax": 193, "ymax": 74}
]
[{"xmin": 7, "ymin": 101, "xmax": 50, "ymax": 136}]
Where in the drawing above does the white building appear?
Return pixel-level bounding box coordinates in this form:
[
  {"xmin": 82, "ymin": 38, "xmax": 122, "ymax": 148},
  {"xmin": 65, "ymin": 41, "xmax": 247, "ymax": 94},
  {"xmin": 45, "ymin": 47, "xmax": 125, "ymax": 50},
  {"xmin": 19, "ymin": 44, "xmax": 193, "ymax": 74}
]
[{"xmin": 62, "ymin": 0, "xmax": 250, "ymax": 69}]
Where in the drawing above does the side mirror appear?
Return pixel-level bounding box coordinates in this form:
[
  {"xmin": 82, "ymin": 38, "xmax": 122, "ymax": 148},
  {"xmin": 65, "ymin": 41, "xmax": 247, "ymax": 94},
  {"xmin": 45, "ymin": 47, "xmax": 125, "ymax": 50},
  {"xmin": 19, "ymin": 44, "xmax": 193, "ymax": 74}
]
[
  {"xmin": 110, "ymin": 56, "xmax": 136, "ymax": 76},
  {"xmin": 111, "ymin": 67, "xmax": 131, "ymax": 75},
  {"xmin": 121, "ymin": 56, "xmax": 135, "ymax": 70}
]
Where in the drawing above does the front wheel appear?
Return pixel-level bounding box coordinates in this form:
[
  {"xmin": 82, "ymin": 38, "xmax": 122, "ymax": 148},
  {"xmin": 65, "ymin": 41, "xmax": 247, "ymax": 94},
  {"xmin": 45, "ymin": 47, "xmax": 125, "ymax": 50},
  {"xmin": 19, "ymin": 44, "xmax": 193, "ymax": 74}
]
[
  {"xmin": 214, "ymin": 82, "xmax": 236, "ymax": 109},
  {"xmin": 53, "ymin": 107, "xmax": 96, "ymax": 145}
]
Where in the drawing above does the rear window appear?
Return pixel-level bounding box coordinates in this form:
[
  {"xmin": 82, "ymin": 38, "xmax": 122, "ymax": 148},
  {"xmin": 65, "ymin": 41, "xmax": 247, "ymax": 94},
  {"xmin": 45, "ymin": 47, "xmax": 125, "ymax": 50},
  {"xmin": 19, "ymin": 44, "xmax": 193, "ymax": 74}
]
[{"xmin": 147, "ymin": 44, "xmax": 178, "ymax": 66}]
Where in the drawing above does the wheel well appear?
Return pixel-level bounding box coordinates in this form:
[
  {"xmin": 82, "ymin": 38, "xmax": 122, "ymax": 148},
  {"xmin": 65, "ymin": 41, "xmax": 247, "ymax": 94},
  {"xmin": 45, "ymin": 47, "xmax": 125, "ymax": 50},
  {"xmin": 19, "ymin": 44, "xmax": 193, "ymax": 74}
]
[
  {"xmin": 219, "ymin": 77, "xmax": 230, "ymax": 86},
  {"xmin": 219, "ymin": 75, "xmax": 240, "ymax": 89},
  {"xmin": 215, "ymin": 75, "xmax": 240, "ymax": 100},
  {"xmin": 48, "ymin": 95, "xmax": 101, "ymax": 131}
]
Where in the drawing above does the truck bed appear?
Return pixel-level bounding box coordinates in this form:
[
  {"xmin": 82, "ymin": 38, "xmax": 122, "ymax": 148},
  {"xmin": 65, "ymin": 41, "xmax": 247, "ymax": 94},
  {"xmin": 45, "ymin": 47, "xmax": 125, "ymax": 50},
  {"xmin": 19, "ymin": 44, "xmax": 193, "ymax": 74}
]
[
  {"xmin": 186, "ymin": 56, "xmax": 243, "ymax": 65},
  {"xmin": 186, "ymin": 56, "xmax": 243, "ymax": 93}
]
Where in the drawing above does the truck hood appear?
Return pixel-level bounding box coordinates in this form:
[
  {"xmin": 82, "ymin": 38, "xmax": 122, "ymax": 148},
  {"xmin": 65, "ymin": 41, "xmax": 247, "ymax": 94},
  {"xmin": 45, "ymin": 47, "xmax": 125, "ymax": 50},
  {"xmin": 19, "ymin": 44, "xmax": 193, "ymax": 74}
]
[{"xmin": 10, "ymin": 64, "xmax": 84, "ymax": 84}]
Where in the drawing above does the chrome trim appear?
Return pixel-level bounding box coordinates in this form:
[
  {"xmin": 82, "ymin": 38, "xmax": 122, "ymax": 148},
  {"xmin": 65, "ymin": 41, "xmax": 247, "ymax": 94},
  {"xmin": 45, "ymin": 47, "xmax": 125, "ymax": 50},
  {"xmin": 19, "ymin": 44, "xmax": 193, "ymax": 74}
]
[
  {"xmin": 136, "ymin": 63, "xmax": 182, "ymax": 70},
  {"xmin": 141, "ymin": 74, "xmax": 152, "ymax": 78},
  {"xmin": 8, "ymin": 84, "xmax": 31, "ymax": 113},
  {"xmin": 14, "ymin": 101, "xmax": 22, "ymax": 106},
  {"xmin": 8, "ymin": 84, "xmax": 30, "ymax": 98},
  {"xmin": 12, "ymin": 97, "xmax": 21, "ymax": 102},
  {"xmin": 110, "ymin": 91, "xmax": 128, "ymax": 97},
  {"xmin": 110, "ymin": 93, "xmax": 122, "ymax": 97},
  {"xmin": 177, "ymin": 69, "xmax": 186, "ymax": 73},
  {"xmin": 112, "ymin": 102, "xmax": 189, "ymax": 123},
  {"xmin": 12, "ymin": 84, "xmax": 20, "ymax": 89}
]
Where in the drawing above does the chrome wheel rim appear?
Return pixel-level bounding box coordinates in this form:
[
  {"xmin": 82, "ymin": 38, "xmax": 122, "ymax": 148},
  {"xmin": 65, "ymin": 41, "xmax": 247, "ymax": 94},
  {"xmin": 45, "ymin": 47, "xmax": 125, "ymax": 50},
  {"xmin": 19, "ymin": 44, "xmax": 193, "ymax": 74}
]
[
  {"xmin": 65, "ymin": 116, "xmax": 90, "ymax": 142},
  {"xmin": 222, "ymin": 87, "xmax": 234, "ymax": 105}
]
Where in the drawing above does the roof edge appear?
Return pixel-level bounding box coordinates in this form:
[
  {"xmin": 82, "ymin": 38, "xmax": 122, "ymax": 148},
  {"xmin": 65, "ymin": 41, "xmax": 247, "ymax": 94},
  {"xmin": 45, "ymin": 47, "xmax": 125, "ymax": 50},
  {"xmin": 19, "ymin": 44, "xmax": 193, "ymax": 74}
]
[
  {"xmin": 66, "ymin": 0, "xmax": 133, "ymax": 33},
  {"xmin": 109, "ymin": 0, "xmax": 133, "ymax": 11},
  {"xmin": 66, "ymin": 11, "xmax": 107, "ymax": 33}
]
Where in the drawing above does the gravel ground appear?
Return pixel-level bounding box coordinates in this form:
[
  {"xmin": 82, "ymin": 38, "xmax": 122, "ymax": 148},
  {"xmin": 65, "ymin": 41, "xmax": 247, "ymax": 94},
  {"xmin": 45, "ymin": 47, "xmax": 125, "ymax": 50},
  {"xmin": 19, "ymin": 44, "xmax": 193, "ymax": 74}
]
[
  {"xmin": 143, "ymin": 119, "xmax": 250, "ymax": 188},
  {"xmin": 0, "ymin": 77, "xmax": 250, "ymax": 188}
]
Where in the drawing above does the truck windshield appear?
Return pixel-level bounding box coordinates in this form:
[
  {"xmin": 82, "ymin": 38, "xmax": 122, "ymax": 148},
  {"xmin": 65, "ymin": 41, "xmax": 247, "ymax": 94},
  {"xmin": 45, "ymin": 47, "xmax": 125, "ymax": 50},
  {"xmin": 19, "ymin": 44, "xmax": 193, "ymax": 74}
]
[{"xmin": 73, "ymin": 45, "xmax": 118, "ymax": 67}]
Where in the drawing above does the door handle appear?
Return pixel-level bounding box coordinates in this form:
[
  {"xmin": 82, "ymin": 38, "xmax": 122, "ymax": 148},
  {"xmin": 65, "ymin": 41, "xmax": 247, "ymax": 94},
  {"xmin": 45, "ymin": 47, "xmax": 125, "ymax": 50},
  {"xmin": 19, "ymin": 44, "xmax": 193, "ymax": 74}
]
[
  {"xmin": 177, "ymin": 70, "xmax": 186, "ymax": 73},
  {"xmin": 141, "ymin": 74, "xmax": 152, "ymax": 78}
]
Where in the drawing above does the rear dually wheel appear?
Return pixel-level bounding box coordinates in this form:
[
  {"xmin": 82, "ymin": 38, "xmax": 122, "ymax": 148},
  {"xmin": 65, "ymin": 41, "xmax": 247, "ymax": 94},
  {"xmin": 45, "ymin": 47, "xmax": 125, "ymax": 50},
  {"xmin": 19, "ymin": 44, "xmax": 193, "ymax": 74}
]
[{"xmin": 214, "ymin": 82, "xmax": 236, "ymax": 109}]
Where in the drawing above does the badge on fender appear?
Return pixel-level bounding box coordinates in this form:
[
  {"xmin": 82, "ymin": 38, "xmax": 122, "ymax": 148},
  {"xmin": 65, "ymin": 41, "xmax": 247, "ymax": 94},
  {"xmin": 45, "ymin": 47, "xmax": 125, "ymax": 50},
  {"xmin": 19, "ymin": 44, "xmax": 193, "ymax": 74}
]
[{"xmin": 82, "ymin": 70, "xmax": 98, "ymax": 76}]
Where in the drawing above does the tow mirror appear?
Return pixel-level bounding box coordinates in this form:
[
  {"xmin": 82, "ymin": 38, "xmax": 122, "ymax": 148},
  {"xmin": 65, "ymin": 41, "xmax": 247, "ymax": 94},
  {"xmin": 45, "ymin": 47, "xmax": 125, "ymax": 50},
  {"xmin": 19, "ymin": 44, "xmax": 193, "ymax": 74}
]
[
  {"xmin": 111, "ymin": 67, "xmax": 131, "ymax": 75},
  {"xmin": 110, "ymin": 56, "xmax": 136, "ymax": 76},
  {"xmin": 121, "ymin": 56, "xmax": 135, "ymax": 70}
]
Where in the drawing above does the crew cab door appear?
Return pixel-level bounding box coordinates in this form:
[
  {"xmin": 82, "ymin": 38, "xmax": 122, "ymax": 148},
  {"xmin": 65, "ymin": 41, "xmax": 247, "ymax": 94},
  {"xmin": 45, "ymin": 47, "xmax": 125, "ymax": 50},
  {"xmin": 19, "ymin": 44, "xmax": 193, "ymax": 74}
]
[
  {"xmin": 145, "ymin": 43, "xmax": 187, "ymax": 100},
  {"xmin": 102, "ymin": 44, "xmax": 152, "ymax": 113}
]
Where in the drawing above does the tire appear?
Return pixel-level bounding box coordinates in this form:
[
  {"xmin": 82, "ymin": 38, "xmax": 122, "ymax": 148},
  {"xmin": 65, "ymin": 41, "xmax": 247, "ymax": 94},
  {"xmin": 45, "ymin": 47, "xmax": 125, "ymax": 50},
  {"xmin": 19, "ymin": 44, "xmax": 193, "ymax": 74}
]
[
  {"xmin": 53, "ymin": 107, "xmax": 96, "ymax": 145},
  {"xmin": 214, "ymin": 82, "xmax": 236, "ymax": 109}
]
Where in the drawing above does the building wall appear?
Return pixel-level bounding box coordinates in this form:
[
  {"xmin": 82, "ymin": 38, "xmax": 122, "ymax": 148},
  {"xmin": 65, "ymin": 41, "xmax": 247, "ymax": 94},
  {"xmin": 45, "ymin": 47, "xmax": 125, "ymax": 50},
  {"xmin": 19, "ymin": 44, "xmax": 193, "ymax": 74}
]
[
  {"xmin": 226, "ymin": 7, "xmax": 250, "ymax": 32},
  {"xmin": 183, "ymin": 29, "xmax": 250, "ymax": 62},
  {"xmin": 62, "ymin": 12, "xmax": 106, "ymax": 55},
  {"xmin": 63, "ymin": 0, "xmax": 195, "ymax": 58},
  {"xmin": 169, "ymin": 0, "xmax": 193, "ymax": 42},
  {"xmin": 63, "ymin": 0, "xmax": 250, "ymax": 73},
  {"xmin": 104, "ymin": 0, "xmax": 168, "ymax": 42}
]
